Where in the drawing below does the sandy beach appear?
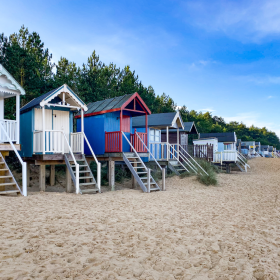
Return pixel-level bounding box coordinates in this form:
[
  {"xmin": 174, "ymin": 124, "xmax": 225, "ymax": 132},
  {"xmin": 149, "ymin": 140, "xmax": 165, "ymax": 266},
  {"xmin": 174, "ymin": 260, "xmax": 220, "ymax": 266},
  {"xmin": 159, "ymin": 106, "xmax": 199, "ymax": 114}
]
[{"xmin": 0, "ymin": 158, "xmax": 280, "ymax": 279}]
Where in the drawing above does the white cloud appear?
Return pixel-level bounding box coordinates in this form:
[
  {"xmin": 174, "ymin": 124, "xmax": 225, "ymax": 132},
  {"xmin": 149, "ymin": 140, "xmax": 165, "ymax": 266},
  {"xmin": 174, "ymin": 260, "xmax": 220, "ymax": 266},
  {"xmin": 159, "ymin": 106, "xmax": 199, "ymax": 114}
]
[
  {"xmin": 179, "ymin": 0, "xmax": 280, "ymax": 42},
  {"xmin": 235, "ymin": 74, "xmax": 280, "ymax": 85}
]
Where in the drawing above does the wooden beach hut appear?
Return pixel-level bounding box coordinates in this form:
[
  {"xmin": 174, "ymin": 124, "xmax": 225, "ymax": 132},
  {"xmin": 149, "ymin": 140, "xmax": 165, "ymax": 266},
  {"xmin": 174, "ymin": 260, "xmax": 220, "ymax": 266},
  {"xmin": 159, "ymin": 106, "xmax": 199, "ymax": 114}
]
[
  {"xmin": 20, "ymin": 84, "xmax": 101, "ymax": 195},
  {"xmin": 132, "ymin": 112, "xmax": 207, "ymax": 176},
  {"xmin": 196, "ymin": 132, "xmax": 249, "ymax": 172},
  {"xmin": 75, "ymin": 93, "xmax": 163, "ymax": 193},
  {"xmin": 0, "ymin": 64, "xmax": 27, "ymax": 196}
]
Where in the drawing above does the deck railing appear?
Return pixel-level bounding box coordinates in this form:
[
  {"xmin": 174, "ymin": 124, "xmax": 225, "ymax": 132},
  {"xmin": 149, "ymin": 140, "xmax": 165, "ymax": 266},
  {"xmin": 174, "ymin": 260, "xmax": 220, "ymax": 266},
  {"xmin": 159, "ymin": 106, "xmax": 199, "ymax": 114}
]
[
  {"xmin": 105, "ymin": 131, "xmax": 122, "ymax": 152},
  {"xmin": 130, "ymin": 131, "xmax": 147, "ymax": 153},
  {"xmin": 71, "ymin": 132, "xmax": 84, "ymax": 153},
  {"xmin": 213, "ymin": 150, "xmax": 237, "ymax": 164},
  {"xmin": 33, "ymin": 130, "xmax": 69, "ymax": 154},
  {"xmin": 0, "ymin": 120, "xmax": 17, "ymax": 143}
]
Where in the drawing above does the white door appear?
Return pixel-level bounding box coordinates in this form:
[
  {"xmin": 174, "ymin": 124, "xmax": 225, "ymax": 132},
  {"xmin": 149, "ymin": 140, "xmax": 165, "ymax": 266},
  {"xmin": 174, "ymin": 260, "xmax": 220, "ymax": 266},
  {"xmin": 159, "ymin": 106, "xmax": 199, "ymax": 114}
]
[
  {"xmin": 34, "ymin": 108, "xmax": 52, "ymax": 130},
  {"xmin": 53, "ymin": 111, "xmax": 70, "ymax": 153}
]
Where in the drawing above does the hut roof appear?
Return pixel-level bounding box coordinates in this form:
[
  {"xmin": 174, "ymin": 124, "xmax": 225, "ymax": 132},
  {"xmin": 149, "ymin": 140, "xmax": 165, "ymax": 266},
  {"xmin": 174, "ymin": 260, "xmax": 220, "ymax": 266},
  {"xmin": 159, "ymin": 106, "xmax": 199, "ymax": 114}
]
[
  {"xmin": 199, "ymin": 132, "xmax": 236, "ymax": 143},
  {"xmin": 132, "ymin": 112, "xmax": 184, "ymax": 129},
  {"xmin": 76, "ymin": 92, "xmax": 151, "ymax": 118},
  {"xmin": 20, "ymin": 84, "xmax": 87, "ymax": 114},
  {"xmin": 161, "ymin": 122, "xmax": 198, "ymax": 134}
]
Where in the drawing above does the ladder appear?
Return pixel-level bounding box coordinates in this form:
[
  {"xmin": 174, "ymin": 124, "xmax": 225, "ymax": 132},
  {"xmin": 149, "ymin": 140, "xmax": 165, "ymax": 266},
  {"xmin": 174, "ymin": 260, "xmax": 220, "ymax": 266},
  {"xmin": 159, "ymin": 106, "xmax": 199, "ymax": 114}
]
[
  {"xmin": 65, "ymin": 154, "xmax": 100, "ymax": 194},
  {"xmin": 0, "ymin": 152, "xmax": 21, "ymax": 195},
  {"xmin": 123, "ymin": 152, "xmax": 161, "ymax": 192}
]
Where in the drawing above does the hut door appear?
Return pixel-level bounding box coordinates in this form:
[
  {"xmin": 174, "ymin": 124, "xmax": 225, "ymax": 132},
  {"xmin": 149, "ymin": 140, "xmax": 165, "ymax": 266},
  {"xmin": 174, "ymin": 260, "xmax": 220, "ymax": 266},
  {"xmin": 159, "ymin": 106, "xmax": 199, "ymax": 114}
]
[
  {"xmin": 149, "ymin": 128, "xmax": 161, "ymax": 160},
  {"xmin": 53, "ymin": 111, "xmax": 70, "ymax": 153}
]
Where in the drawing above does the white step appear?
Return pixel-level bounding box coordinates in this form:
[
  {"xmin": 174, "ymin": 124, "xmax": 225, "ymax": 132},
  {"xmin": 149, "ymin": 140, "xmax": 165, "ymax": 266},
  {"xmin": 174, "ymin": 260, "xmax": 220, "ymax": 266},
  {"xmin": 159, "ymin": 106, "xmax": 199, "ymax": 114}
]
[
  {"xmin": 79, "ymin": 176, "xmax": 94, "ymax": 180},
  {"xmin": 143, "ymin": 182, "xmax": 156, "ymax": 185},
  {"xmin": 79, "ymin": 182, "xmax": 96, "ymax": 186},
  {"xmin": 71, "ymin": 164, "xmax": 87, "ymax": 167},
  {"xmin": 0, "ymin": 169, "xmax": 8, "ymax": 172},
  {"xmin": 0, "ymin": 190, "xmax": 20, "ymax": 195},
  {"xmin": 74, "ymin": 170, "xmax": 90, "ymax": 173},
  {"xmin": 81, "ymin": 189, "xmax": 99, "ymax": 194},
  {"xmin": 0, "ymin": 176, "xmax": 12, "ymax": 179},
  {"xmin": 0, "ymin": 182, "xmax": 16, "ymax": 187}
]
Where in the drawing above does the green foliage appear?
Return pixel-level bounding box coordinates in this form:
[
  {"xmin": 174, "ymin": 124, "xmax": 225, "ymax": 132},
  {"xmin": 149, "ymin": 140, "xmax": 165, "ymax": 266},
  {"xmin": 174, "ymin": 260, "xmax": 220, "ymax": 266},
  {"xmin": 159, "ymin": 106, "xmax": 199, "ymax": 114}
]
[
  {"xmin": 1, "ymin": 26, "xmax": 279, "ymax": 149},
  {"xmin": 180, "ymin": 159, "xmax": 218, "ymax": 186}
]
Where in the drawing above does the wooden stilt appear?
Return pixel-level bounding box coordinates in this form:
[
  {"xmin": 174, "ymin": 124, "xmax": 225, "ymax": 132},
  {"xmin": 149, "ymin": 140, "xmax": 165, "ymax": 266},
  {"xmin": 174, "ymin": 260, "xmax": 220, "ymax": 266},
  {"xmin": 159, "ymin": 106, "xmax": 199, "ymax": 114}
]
[
  {"xmin": 27, "ymin": 163, "xmax": 31, "ymax": 188},
  {"xmin": 39, "ymin": 165, "xmax": 46, "ymax": 191},
  {"xmin": 66, "ymin": 167, "xmax": 72, "ymax": 193},
  {"xmin": 132, "ymin": 160, "xmax": 137, "ymax": 189},
  {"xmin": 50, "ymin": 165, "xmax": 55, "ymax": 186},
  {"xmin": 109, "ymin": 159, "xmax": 115, "ymax": 191}
]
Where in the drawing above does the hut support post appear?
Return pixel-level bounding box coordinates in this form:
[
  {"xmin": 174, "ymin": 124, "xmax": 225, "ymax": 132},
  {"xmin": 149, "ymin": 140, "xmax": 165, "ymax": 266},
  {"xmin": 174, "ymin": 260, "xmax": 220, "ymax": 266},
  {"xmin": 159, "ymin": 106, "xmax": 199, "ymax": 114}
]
[
  {"xmin": 177, "ymin": 128, "xmax": 179, "ymax": 157},
  {"xmin": 50, "ymin": 165, "xmax": 55, "ymax": 186},
  {"xmin": 0, "ymin": 98, "xmax": 4, "ymax": 120},
  {"xmin": 27, "ymin": 163, "xmax": 31, "ymax": 188},
  {"xmin": 166, "ymin": 127, "xmax": 169, "ymax": 160},
  {"xmin": 109, "ymin": 159, "xmax": 115, "ymax": 191},
  {"xmin": 39, "ymin": 165, "xmax": 46, "ymax": 191},
  {"xmin": 81, "ymin": 109, "xmax": 84, "ymax": 153},
  {"xmin": 66, "ymin": 167, "xmax": 72, "ymax": 193},
  {"xmin": 16, "ymin": 94, "xmax": 20, "ymax": 144},
  {"xmin": 42, "ymin": 106, "xmax": 45, "ymax": 154},
  {"xmin": 132, "ymin": 160, "xmax": 137, "ymax": 189}
]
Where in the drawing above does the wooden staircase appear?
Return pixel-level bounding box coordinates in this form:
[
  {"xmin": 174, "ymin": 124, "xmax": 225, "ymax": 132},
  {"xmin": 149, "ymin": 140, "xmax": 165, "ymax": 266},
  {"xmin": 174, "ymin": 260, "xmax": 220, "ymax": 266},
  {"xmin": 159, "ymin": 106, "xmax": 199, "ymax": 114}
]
[
  {"xmin": 0, "ymin": 152, "xmax": 21, "ymax": 195},
  {"xmin": 168, "ymin": 160, "xmax": 189, "ymax": 175},
  {"xmin": 123, "ymin": 152, "xmax": 161, "ymax": 192},
  {"xmin": 65, "ymin": 154, "xmax": 100, "ymax": 194}
]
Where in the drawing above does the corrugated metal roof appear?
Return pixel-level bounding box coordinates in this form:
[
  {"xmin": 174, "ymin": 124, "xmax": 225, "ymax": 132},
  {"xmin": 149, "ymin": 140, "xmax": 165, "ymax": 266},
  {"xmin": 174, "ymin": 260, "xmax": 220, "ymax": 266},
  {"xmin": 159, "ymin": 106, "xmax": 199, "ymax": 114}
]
[
  {"xmin": 161, "ymin": 122, "xmax": 198, "ymax": 134},
  {"xmin": 20, "ymin": 87, "xmax": 61, "ymax": 114},
  {"xmin": 199, "ymin": 132, "xmax": 236, "ymax": 142},
  {"xmin": 82, "ymin": 94, "xmax": 134, "ymax": 115},
  {"xmin": 132, "ymin": 112, "xmax": 177, "ymax": 128}
]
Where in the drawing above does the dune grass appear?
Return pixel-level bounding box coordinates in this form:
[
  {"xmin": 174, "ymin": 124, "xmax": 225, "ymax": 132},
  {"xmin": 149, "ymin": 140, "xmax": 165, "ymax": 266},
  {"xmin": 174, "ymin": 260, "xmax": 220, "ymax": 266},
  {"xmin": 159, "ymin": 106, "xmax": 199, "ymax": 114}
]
[{"xmin": 180, "ymin": 159, "xmax": 219, "ymax": 186}]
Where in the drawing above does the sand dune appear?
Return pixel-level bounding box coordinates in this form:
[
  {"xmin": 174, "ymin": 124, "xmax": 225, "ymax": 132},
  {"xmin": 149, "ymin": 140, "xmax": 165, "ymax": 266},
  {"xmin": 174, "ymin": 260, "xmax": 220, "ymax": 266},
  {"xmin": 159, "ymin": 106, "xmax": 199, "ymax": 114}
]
[{"xmin": 0, "ymin": 158, "xmax": 280, "ymax": 279}]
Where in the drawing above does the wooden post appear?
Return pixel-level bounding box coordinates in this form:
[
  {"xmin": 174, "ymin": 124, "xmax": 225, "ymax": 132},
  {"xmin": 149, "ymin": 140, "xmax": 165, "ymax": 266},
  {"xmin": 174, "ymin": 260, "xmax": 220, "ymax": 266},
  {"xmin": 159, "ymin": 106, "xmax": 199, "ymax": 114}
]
[
  {"xmin": 81, "ymin": 109, "xmax": 84, "ymax": 133},
  {"xmin": 16, "ymin": 94, "xmax": 20, "ymax": 144},
  {"xmin": 39, "ymin": 165, "xmax": 46, "ymax": 191},
  {"xmin": 147, "ymin": 168, "xmax": 151, "ymax": 193},
  {"xmin": 132, "ymin": 160, "xmax": 137, "ymax": 189},
  {"xmin": 0, "ymin": 97, "xmax": 4, "ymax": 120},
  {"xmin": 27, "ymin": 163, "xmax": 31, "ymax": 188},
  {"xmin": 66, "ymin": 167, "xmax": 72, "ymax": 193},
  {"xmin": 120, "ymin": 110, "xmax": 123, "ymax": 152},
  {"xmin": 177, "ymin": 128, "xmax": 179, "ymax": 158},
  {"xmin": 42, "ymin": 106, "xmax": 45, "ymax": 154},
  {"xmin": 162, "ymin": 167, "xmax": 166, "ymax": 191},
  {"xmin": 50, "ymin": 165, "xmax": 55, "ymax": 186},
  {"xmin": 166, "ymin": 126, "xmax": 169, "ymax": 160},
  {"xmin": 109, "ymin": 158, "xmax": 115, "ymax": 191}
]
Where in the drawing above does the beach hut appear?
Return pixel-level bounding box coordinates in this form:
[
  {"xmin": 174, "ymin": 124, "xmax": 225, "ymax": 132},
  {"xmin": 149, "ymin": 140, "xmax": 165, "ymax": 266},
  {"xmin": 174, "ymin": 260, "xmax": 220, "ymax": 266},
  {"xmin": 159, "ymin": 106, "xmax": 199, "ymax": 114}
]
[
  {"xmin": 196, "ymin": 132, "xmax": 249, "ymax": 172},
  {"xmin": 132, "ymin": 112, "xmax": 207, "ymax": 176},
  {"xmin": 20, "ymin": 84, "xmax": 101, "ymax": 195},
  {"xmin": 75, "ymin": 93, "xmax": 163, "ymax": 193},
  {"xmin": 0, "ymin": 64, "xmax": 27, "ymax": 196}
]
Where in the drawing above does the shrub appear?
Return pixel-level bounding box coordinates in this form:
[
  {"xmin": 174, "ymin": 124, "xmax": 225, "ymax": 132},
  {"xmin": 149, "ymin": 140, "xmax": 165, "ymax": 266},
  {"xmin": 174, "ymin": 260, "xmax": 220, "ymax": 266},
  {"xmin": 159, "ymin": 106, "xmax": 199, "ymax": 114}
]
[{"xmin": 180, "ymin": 159, "xmax": 218, "ymax": 186}]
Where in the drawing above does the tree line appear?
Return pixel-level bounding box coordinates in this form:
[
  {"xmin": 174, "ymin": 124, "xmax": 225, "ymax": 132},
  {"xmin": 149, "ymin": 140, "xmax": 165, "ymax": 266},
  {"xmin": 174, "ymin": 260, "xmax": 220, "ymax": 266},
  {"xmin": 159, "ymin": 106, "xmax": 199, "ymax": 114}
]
[{"xmin": 1, "ymin": 26, "xmax": 279, "ymax": 149}]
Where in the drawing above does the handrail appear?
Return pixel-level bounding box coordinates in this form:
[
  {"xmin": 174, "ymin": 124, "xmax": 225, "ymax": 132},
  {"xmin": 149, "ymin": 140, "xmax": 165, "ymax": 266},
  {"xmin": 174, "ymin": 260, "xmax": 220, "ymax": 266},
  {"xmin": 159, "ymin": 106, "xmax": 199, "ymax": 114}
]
[
  {"xmin": 179, "ymin": 144, "xmax": 209, "ymax": 176},
  {"xmin": 82, "ymin": 132, "xmax": 101, "ymax": 192},
  {"xmin": 0, "ymin": 122, "xmax": 27, "ymax": 196},
  {"xmin": 122, "ymin": 131, "xmax": 147, "ymax": 171},
  {"xmin": 166, "ymin": 143, "xmax": 191, "ymax": 173},
  {"xmin": 61, "ymin": 131, "xmax": 79, "ymax": 194},
  {"xmin": 135, "ymin": 132, "xmax": 162, "ymax": 171}
]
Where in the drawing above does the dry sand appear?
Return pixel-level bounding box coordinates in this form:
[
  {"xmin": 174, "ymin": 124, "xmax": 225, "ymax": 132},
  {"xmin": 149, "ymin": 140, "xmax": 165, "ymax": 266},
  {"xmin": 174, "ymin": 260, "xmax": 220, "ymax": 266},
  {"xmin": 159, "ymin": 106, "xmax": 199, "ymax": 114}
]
[{"xmin": 0, "ymin": 158, "xmax": 280, "ymax": 280}]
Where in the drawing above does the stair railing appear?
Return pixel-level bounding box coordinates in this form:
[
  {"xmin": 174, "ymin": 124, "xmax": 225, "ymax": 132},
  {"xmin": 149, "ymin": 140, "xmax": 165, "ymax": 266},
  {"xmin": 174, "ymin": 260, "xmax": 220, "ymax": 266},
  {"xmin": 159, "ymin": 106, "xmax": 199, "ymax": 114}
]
[
  {"xmin": 167, "ymin": 143, "xmax": 191, "ymax": 173},
  {"xmin": 82, "ymin": 132, "xmax": 101, "ymax": 193},
  {"xmin": 135, "ymin": 132, "xmax": 165, "ymax": 191},
  {"xmin": 61, "ymin": 131, "xmax": 80, "ymax": 194},
  {"xmin": 122, "ymin": 132, "xmax": 147, "ymax": 172},
  {"xmin": 0, "ymin": 122, "xmax": 27, "ymax": 196},
  {"xmin": 237, "ymin": 151, "xmax": 250, "ymax": 168},
  {"xmin": 179, "ymin": 144, "xmax": 209, "ymax": 176}
]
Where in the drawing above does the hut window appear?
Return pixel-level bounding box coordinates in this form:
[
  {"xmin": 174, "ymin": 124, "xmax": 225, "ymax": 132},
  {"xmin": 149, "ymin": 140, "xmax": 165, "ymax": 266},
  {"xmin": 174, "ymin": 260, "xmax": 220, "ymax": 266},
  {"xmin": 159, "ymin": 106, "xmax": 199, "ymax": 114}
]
[
  {"xmin": 122, "ymin": 115, "xmax": 130, "ymax": 132},
  {"xmin": 150, "ymin": 129, "xmax": 155, "ymax": 142}
]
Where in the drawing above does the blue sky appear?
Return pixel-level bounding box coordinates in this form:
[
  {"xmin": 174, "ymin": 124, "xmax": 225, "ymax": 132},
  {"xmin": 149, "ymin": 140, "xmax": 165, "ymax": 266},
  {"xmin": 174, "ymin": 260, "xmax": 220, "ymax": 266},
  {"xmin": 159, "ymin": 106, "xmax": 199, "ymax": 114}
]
[{"xmin": 1, "ymin": 0, "xmax": 280, "ymax": 135}]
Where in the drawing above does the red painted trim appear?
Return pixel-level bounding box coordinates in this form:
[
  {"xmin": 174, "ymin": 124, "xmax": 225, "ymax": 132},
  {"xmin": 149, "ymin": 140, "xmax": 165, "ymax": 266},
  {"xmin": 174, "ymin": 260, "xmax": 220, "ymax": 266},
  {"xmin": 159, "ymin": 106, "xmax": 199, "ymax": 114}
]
[
  {"xmin": 120, "ymin": 110, "xmax": 123, "ymax": 152},
  {"xmin": 121, "ymin": 92, "xmax": 151, "ymax": 115},
  {"xmin": 75, "ymin": 108, "xmax": 121, "ymax": 119},
  {"xmin": 122, "ymin": 109, "xmax": 146, "ymax": 114},
  {"xmin": 145, "ymin": 113, "xmax": 148, "ymax": 135}
]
